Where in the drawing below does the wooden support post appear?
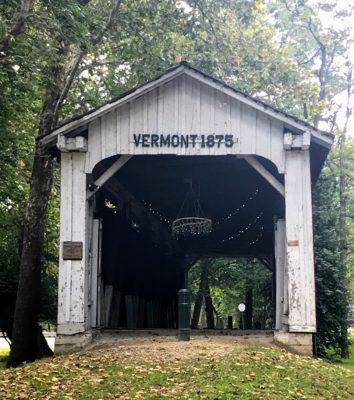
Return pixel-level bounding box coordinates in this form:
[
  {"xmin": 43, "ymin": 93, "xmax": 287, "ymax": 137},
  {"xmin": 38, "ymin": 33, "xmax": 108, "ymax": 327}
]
[
  {"xmin": 274, "ymin": 219, "xmax": 286, "ymax": 330},
  {"xmin": 284, "ymin": 150, "xmax": 316, "ymax": 333},
  {"xmin": 90, "ymin": 219, "xmax": 101, "ymax": 328},
  {"xmin": 57, "ymin": 152, "xmax": 91, "ymax": 338}
]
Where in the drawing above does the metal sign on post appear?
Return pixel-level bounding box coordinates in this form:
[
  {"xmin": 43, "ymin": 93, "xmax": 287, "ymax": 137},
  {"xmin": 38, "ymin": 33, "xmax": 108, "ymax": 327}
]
[{"xmin": 238, "ymin": 303, "xmax": 246, "ymax": 330}]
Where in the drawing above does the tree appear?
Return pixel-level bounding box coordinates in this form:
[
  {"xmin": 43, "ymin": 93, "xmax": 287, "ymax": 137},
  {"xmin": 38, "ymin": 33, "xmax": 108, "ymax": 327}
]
[
  {"xmin": 7, "ymin": 0, "xmax": 124, "ymax": 367},
  {"xmin": 0, "ymin": 0, "xmax": 34, "ymax": 61}
]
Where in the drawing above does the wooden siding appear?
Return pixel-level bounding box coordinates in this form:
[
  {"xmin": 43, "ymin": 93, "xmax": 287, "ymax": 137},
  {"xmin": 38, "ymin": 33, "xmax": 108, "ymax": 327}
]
[
  {"xmin": 86, "ymin": 75, "xmax": 285, "ymax": 173},
  {"xmin": 57, "ymin": 152, "xmax": 89, "ymax": 334},
  {"xmin": 285, "ymin": 150, "xmax": 316, "ymax": 332}
]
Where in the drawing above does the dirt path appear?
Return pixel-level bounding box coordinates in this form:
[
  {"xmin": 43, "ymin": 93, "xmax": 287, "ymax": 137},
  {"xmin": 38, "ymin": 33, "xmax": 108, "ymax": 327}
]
[{"xmin": 84, "ymin": 334, "xmax": 276, "ymax": 362}]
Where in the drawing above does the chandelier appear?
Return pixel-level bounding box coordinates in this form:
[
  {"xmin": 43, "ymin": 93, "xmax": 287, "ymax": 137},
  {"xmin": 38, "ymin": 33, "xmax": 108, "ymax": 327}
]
[{"xmin": 172, "ymin": 179, "xmax": 212, "ymax": 238}]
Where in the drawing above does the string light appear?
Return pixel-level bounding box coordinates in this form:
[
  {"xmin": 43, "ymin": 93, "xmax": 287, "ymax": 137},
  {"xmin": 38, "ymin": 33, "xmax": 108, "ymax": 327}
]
[
  {"xmin": 141, "ymin": 199, "xmax": 172, "ymax": 226},
  {"xmin": 220, "ymin": 212, "xmax": 264, "ymax": 244},
  {"xmin": 248, "ymin": 226, "xmax": 264, "ymax": 246},
  {"xmin": 214, "ymin": 188, "xmax": 260, "ymax": 227}
]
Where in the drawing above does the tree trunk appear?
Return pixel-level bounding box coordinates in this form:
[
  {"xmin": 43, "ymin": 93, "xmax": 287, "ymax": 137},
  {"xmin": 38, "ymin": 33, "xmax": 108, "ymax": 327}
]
[
  {"xmin": 6, "ymin": 0, "xmax": 122, "ymax": 367},
  {"xmin": 245, "ymin": 288, "xmax": 253, "ymax": 329},
  {"xmin": 191, "ymin": 260, "xmax": 209, "ymax": 329},
  {"xmin": 0, "ymin": 0, "xmax": 34, "ymax": 61},
  {"xmin": 7, "ymin": 146, "xmax": 54, "ymax": 367},
  {"xmin": 204, "ymin": 280, "xmax": 215, "ymax": 329}
]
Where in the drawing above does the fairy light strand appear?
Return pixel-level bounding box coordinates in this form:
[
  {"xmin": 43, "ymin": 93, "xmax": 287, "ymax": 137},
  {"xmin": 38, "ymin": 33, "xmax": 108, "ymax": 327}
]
[
  {"xmin": 214, "ymin": 188, "xmax": 260, "ymax": 227},
  {"xmin": 220, "ymin": 212, "xmax": 264, "ymax": 244}
]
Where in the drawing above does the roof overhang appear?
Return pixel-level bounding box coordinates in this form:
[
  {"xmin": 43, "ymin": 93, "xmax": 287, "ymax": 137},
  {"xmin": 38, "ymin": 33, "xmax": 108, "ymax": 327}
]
[{"xmin": 39, "ymin": 62, "xmax": 334, "ymax": 152}]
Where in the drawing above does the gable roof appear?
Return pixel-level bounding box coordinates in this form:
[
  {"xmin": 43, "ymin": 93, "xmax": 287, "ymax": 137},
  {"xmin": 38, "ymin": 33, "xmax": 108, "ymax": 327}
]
[{"xmin": 39, "ymin": 61, "xmax": 334, "ymax": 148}]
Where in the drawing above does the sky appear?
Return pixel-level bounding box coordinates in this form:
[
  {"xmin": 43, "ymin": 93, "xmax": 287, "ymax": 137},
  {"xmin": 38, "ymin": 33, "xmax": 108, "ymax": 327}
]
[{"xmin": 315, "ymin": 0, "xmax": 354, "ymax": 134}]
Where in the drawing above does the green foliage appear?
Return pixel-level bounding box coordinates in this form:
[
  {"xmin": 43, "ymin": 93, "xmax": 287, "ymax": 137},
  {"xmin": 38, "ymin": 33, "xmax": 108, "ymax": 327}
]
[
  {"xmin": 313, "ymin": 155, "xmax": 349, "ymax": 357},
  {"xmin": 189, "ymin": 258, "xmax": 273, "ymax": 328}
]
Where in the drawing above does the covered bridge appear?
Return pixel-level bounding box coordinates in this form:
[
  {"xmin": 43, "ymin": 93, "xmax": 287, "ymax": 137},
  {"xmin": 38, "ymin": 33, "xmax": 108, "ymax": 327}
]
[{"xmin": 39, "ymin": 62, "xmax": 333, "ymax": 355}]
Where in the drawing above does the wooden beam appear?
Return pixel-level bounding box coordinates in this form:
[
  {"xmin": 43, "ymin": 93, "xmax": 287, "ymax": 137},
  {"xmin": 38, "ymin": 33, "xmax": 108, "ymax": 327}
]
[
  {"xmin": 241, "ymin": 155, "xmax": 285, "ymax": 197},
  {"xmin": 94, "ymin": 164, "xmax": 178, "ymax": 252},
  {"xmin": 87, "ymin": 155, "xmax": 132, "ymax": 200}
]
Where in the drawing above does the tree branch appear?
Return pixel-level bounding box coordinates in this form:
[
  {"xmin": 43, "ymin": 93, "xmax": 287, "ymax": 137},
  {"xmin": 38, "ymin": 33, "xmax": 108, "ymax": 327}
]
[
  {"xmin": 52, "ymin": 0, "xmax": 123, "ymax": 126},
  {"xmin": 0, "ymin": 0, "xmax": 34, "ymax": 60}
]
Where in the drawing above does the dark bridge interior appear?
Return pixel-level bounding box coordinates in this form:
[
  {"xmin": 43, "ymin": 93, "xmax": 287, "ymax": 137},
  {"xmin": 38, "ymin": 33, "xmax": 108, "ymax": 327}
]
[{"xmin": 94, "ymin": 155, "xmax": 285, "ymax": 329}]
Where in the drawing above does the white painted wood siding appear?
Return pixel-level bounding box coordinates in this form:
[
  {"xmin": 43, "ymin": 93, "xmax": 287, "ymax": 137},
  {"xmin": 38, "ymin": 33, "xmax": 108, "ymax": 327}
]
[
  {"xmin": 285, "ymin": 150, "xmax": 316, "ymax": 333},
  {"xmin": 57, "ymin": 152, "xmax": 89, "ymax": 335},
  {"xmin": 87, "ymin": 75, "xmax": 285, "ymax": 173}
]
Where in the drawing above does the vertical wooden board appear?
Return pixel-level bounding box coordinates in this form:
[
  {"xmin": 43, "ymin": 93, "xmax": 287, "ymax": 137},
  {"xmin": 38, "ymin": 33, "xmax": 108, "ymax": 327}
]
[
  {"xmin": 70, "ymin": 153, "xmax": 87, "ymax": 323},
  {"xmin": 162, "ymin": 80, "xmax": 176, "ymax": 136},
  {"xmin": 184, "ymin": 75, "xmax": 194, "ymax": 135},
  {"xmin": 109, "ymin": 290, "xmax": 121, "ymax": 328},
  {"xmin": 240, "ymin": 103, "xmax": 257, "ymax": 154},
  {"xmin": 90, "ymin": 219, "xmax": 99, "ymax": 328},
  {"xmin": 60, "ymin": 153, "xmax": 73, "ymax": 243},
  {"xmin": 179, "ymin": 75, "xmax": 186, "ymax": 142},
  {"xmin": 104, "ymin": 285, "xmax": 114, "ymax": 326},
  {"xmin": 146, "ymin": 300, "xmax": 154, "ymax": 328},
  {"xmin": 255, "ymin": 111, "xmax": 271, "ymax": 161},
  {"xmin": 199, "ymin": 82, "xmax": 212, "ymax": 135},
  {"xmin": 270, "ymin": 118, "xmax": 285, "ymax": 173},
  {"xmin": 88, "ymin": 118, "xmax": 102, "ymax": 173},
  {"xmin": 102, "ymin": 111, "xmax": 117, "ymax": 159},
  {"xmin": 58, "ymin": 153, "xmax": 73, "ymax": 324},
  {"xmin": 192, "ymin": 79, "xmax": 201, "ymax": 134},
  {"xmin": 157, "ymin": 85, "xmax": 164, "ymax": 140},
  {"xmin": 71, "ymin": 153, "xmax": 86, "ymax": 240},
  {"xmin": 99, "ymin": 279, "xmax": 105, "ymax": 327},
  {"xmin": 285, "ymin": 150, "xmax": 316, "ymax": 332},
  {"xmin": 200, "ymin": 82, "xmax": 213, "ymax": 156},
  {"xmin": 85, "ymin": 204, "xmax": 93, "ymax": 328},
  {"xmin": 174, "ymin": 77, "xmax": 179, "ymax": 136},
  {"xmin": 230, "ymin": 98, "xmax": 241, "ymax": 155},
  {"xmin": 128, "ymin": 101, "xmax": 137, "ymax": 155},
  {"xmin": 214, "ymin": 91, "xmax": 228, "ymax": 134},
  {"xmin": 225, "ymin": 95, "xmax": 234, "ymax": 155},
  {"xmin": 120, "ymin": 104, "xmax": 130, "ymax": 154},
  {"xmin": 97, "ymin": 220, "xmax": 103, "ymax": 327},
  {"xmin": 137, "ymin": 298, "xmax": 145, "ymax": 328},
  {"xmin": 214, "ymin": 91, "xmax": 229, "ymax": 156},
  {"xmin": 126, "ymin": 295, "xmax": 138, "ymax": 328},
  {"xmin": 300, "ymin": 150, "xmax": 315, "ymax": 323},
  {"xmin": 147, "ymin": 89, "xmax": 158, "ymax": 134}
]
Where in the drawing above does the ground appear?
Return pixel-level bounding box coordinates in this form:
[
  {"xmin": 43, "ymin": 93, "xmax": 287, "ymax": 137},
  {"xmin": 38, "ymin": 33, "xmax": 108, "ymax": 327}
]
[{"xmin": 1, "ymin": 335, "xmax": 354, "ymax": 399}]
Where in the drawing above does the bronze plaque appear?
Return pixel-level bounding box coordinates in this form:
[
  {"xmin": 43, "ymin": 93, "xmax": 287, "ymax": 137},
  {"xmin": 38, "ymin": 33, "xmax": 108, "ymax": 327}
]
[
  {"xmin": 63, "ymin": 241, "xmax": 83, "ymax": 260},
  {"xmin": 288, "ymin": 240, "xmax": 299, "ymax": 247}
]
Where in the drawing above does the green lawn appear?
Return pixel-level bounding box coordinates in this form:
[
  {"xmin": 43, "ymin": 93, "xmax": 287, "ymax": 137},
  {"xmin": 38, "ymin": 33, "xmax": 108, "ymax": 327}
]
[
  {"xmin": 0, "ymin": 339, "xmax": 354, "ymax": 399},
  {"xmin": 340, "ymin": 339, "xmax": 354, "ymax": 371},
  {"xmin": 0, "ymin": 348, "xmax": 9, "ymax": 369}
]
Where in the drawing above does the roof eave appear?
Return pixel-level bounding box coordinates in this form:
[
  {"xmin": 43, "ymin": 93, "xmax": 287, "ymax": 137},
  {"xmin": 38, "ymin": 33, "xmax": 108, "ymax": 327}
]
[{"xmin": 39, "ymin": 62, "xmax": 334, "ymax": 150}]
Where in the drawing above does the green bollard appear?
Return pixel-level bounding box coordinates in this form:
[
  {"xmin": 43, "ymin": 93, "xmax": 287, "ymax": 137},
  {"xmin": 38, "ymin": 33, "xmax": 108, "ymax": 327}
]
[{"xmin": 178, "ymin": 289, "xmax": 190, "ymax": 341}]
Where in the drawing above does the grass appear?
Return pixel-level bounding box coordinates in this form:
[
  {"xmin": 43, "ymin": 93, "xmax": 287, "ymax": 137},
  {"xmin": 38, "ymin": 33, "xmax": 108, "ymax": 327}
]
[
  {"xmin": 0, "ymin": 342, "xmax": 353, "ymax": 399},
  {"xmin": 340, "ymin": 335, "xmax": 354, "ymax": 371},
  {"xmin": 0, "ymin": 348, "xmax": 9, "ymax": 369}
]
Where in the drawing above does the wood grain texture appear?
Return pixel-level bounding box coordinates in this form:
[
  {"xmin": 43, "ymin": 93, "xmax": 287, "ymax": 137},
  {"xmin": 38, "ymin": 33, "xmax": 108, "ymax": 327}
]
[
  {"xmin": 87, "ymin": 75, "xmax": 285, "ymax": 172},
  {"xmin": 285, "ymin": 150, "xmax": 316, "ymax": 333}
]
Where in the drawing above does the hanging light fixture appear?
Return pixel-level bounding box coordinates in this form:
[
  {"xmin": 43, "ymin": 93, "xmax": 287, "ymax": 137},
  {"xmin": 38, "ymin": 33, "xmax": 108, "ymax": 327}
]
[{"xmin": 172, "ymin": 179, "xmax": 212, "ymax": 238}]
